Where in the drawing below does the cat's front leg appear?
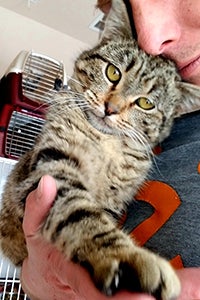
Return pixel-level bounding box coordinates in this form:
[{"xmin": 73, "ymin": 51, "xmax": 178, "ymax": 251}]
[
  {"xmin": 0, "ymin": 209, "xmax": 27, "ymax": 266},
  {"xmin": 42, "ymin": 197, "xmax": 180, "ymax": 300}
]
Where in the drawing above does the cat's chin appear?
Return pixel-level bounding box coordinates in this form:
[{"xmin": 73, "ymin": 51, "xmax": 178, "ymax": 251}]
[{"xmin": 85, "ymin": 111, "xmax": 117, "ymax": 135}]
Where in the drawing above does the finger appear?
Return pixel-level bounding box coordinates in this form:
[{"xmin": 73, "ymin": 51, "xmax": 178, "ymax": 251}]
[{"xmin": 23, "ymin": 175, "xmax": 57, "ymax": 237}]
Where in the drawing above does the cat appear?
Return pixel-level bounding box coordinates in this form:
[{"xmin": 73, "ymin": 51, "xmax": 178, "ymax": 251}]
[{"xmin": 0, "ymin": 0, "xmax": 200, "ymax": 299}]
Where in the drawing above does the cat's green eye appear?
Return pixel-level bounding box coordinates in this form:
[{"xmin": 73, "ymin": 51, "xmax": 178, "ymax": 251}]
[
  {"xmin": 105, "ymin": 64, "xmax": 121, "ymax": 83},
  {"xmin": 135, "ymin": 97, "xmax": 155, "ymax": 110}
]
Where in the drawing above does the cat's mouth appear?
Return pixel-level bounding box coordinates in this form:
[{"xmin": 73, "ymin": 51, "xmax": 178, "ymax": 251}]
[{"xmin": 86, "ymin": 110, "xmax": 116, "ymax": 134}]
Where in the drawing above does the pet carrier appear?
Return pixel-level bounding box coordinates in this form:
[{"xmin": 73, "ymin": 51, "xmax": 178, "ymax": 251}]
[{"xmin": 0, "ymin": 50, "xmax": 67, "ymax": 159}]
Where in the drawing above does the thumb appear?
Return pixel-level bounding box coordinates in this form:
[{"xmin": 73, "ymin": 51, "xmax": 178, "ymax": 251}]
[{"xmin": 23, "ymin": 175, "xmax": 57, "ymax": 237}]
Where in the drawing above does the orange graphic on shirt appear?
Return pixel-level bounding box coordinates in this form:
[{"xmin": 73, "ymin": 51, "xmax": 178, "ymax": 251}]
[
  {"xmin": 132, "ymin": 181, "xmax": 181, "ymax": 245},
  {"xmin": 123, "ymin": 181, "xmax": 184, "ymax": 268},
  {"xmin": 197, "ymin": 162, "xmax": 200, "ymax": 174}
]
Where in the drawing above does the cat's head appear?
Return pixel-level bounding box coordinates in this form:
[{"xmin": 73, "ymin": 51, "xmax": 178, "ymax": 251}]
[{"xmin": 69, "ymin": 0, "xmax": 200, "ymax": 147}]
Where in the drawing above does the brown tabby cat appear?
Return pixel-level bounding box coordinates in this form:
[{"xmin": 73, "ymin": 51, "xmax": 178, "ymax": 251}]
[{"xmin": 0, "ymin": 0, "xmax": 200, "ymax": 299}]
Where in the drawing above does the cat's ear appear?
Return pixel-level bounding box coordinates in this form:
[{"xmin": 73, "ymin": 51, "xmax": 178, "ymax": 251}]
[
  {"xmin": 100, "ymin": 0, "xmax": 133, "ymax": 42},
  {"xmin": 175, "ymin": 82, "xmax": 200, "ymax": 116}
]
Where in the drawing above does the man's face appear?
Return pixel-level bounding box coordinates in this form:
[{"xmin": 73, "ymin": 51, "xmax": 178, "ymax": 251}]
[{"xmin": 129, "ymin": 0, "xmax": 200, "ymax": 86}]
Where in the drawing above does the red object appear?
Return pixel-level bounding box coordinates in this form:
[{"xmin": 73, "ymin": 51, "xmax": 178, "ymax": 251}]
[{"xmin": 0, "ymin": 73, "xmax": 46, "ymax": 159}]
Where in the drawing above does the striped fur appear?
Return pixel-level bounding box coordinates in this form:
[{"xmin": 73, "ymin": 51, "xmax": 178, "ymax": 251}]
[{"xmin": 1, "ymin": 0, "xmax": 200, "ymax": 298}]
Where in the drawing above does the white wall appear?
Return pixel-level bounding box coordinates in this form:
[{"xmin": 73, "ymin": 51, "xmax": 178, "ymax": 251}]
[{"xmin": 0, "ymin": 7, "xmax": 90, "ymax": 77}]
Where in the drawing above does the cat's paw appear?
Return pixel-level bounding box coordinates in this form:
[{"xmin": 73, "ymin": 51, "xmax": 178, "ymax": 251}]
[{"xmin": 92, "ymin": 247, "xmax": 181, "ymax": 300}]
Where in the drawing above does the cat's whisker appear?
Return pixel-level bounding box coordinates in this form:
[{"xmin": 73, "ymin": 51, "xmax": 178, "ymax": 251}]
[
  {"xmin": 67, "ymin": 92, "xmax": 84, "ymax": 98},
  {"xmin": 123, "ymin": 128, "xmax": 153, "ymax": 161},
  {"xmin": 67, "ymin": 99, "xmax": 91, "ymax": 110},
  {"xmin": 119, "ymin": 122, "xmax": 148, "ymax": 148},
  {"xmin": 150, "ymin": 156, "xmax": 164, "ymax": 179},
  {"xmin": 50, "ymin": 100, "xmax": 92, "ymax": 116},
  {"xmin": 67, "ymin": 77, "xmax": 85, "ymax": 88},
  {"xmin": 50, "ymin": 96, "xmax": 79, "ymax": 106}
]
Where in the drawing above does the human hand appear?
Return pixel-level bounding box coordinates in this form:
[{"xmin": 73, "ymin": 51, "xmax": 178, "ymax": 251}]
[
  {"xmin": 21, "ymin": 175, "xmax": 79, "ymax": 300},
  {"xmin": 176, "ymin": 267, "xmax": 200, "ymax": 300},
  {"xmin": 21, "ymin": 175, "xmax": 200, "ymax": 300}
]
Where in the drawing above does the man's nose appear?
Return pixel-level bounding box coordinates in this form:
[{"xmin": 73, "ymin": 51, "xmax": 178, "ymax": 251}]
[{"xmin": 132, "ymin": 3, "xmax": 181, "ymax": 56}]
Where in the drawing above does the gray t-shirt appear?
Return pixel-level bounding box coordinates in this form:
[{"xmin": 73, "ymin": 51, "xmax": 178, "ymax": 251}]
[{"xmin": 124, "ymin": 111, "xmax": 200, "ymax": 268}]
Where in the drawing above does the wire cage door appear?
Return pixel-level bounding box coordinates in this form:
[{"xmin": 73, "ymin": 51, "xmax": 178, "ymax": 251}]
[{"xmin": 0, "ymin": 158, "xmax": 29, "ymax": 300}]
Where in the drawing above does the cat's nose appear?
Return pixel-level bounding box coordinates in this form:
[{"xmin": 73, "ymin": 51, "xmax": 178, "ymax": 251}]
[{"xmin": 104, "ymin": 102, "xmax": 119, "ymax": 116}]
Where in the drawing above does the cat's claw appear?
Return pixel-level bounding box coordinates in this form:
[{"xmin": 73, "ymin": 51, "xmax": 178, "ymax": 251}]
[
  {"xmin": 114, "ymin": 272, "xmax": 120, "ymax": 289},
  {"xmin": 102, "ymin": 268, "xmax": 121, "ymax": 296},
  {"xmin": 95, "ymin": 252, "xmax": 181, "ymax": 300}
]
